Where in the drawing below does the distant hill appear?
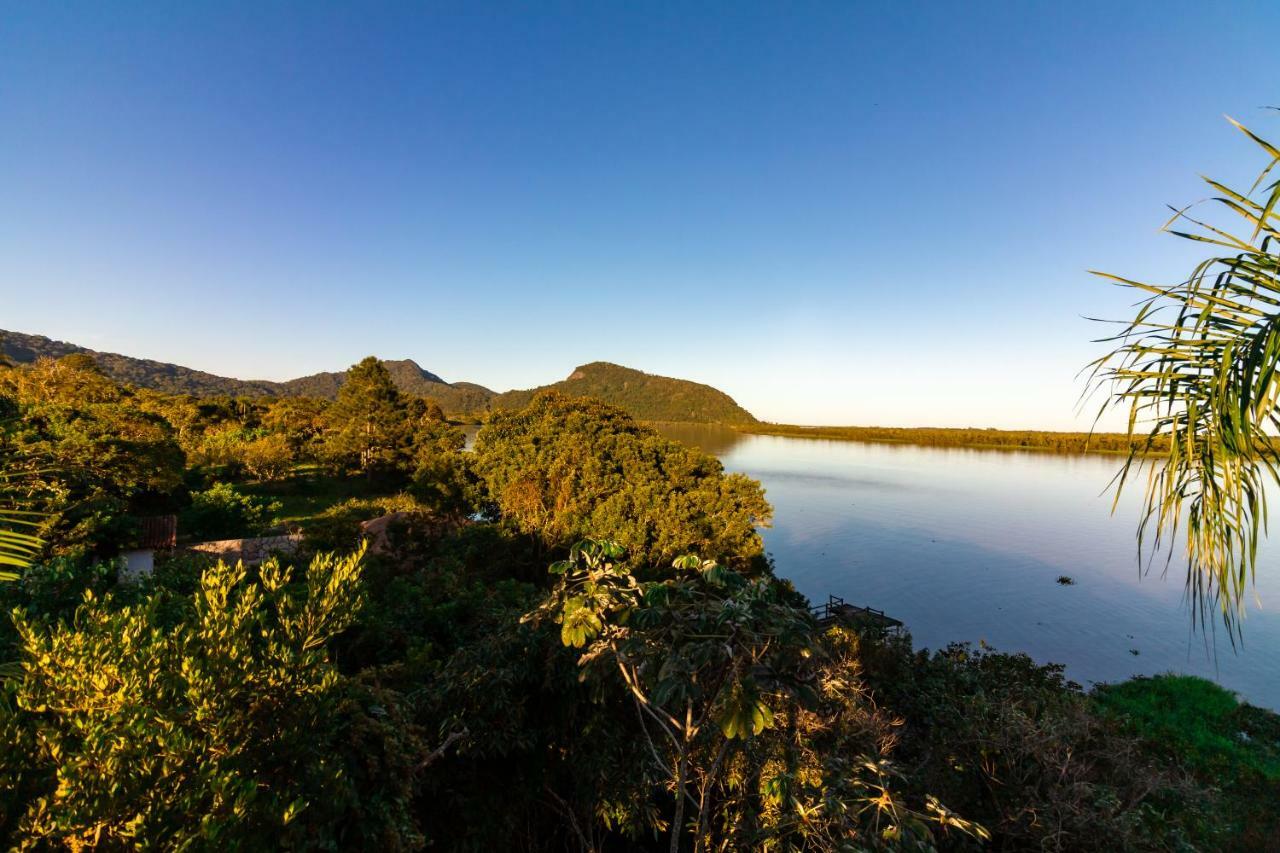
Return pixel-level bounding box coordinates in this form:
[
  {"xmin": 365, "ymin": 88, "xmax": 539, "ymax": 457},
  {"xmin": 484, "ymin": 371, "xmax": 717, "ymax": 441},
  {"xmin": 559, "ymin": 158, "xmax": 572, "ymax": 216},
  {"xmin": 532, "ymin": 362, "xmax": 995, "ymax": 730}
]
[
  {"xmin": 276, "ymin": 360, "xmax": 495, "ymax": 414},
  {"xmin": 0, "ymin": 330, "xmax": 280, "ymax": 397},
  {"xmin": 0, "ymin": 330, "xmax": 492, "ymax": 412},
  {"xmin": 0, "ymin": 330, "xmax": 756, "ymax": 424},
  {"xmin": 493, "ymin": 362, "xmax": 757, "ymax": 425}
]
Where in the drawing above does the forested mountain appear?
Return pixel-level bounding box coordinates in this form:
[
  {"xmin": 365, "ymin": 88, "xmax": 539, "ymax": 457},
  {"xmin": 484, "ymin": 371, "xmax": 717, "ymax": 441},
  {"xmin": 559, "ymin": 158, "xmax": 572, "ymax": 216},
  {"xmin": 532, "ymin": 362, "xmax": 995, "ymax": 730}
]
[
  {"xmin": 0, "ymin": 330, "xmax": 497, "ymax": 413},
  {"xmin": 0, "ymin": 330, "xmax": 280, "ymax": 397},
  {"xmin": 492, "ymin": 362, "xmax": 757, "ymax": 424},
  {"xmin": 0, "ymin": 330, "xmax": 755, "ymax": 423},
  {"xmin": 275, "ymin": 360, "xmax": 495, "ymax": 414}
]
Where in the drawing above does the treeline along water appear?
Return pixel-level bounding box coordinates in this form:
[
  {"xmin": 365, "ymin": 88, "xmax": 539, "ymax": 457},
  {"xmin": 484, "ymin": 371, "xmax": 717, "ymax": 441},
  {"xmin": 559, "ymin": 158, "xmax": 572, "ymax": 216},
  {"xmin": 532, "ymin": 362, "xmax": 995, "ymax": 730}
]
[{"xmin": 656, "ymin": 424, "xmax": 1280, "ymax": 710}]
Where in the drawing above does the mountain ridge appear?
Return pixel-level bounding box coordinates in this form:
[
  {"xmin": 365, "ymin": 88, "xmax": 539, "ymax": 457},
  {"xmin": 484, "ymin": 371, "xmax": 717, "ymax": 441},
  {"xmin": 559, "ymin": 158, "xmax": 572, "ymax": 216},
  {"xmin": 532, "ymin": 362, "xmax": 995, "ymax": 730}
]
[{"xmin": 0, "ymin": 329, "xmax": 756, "ymax": 424}]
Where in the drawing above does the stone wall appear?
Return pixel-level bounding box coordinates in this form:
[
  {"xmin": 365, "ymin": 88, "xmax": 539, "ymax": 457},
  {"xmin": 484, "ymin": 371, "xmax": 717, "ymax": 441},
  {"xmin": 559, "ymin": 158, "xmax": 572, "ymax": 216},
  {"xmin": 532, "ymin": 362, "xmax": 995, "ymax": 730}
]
[{"xmin": 186, "ymin": 534, "xmax": 304, "ymax": 565}]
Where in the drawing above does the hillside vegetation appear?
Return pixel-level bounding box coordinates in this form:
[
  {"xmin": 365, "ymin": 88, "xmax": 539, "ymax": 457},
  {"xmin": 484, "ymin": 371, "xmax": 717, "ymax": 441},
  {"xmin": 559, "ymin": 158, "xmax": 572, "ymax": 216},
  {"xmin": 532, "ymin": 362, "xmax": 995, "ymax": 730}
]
[
  {"xmin": 3, "ymin": 353, "xmax": 1278, "ymax": 849},
  {"xmin": 1, "ymin": 331, "xmax": 748, "ymax": 424},
  {"xmin": 494, "ymin": 361, "xmax": 757, "ymax": 424},
  {"xmin": 275, "ymin": 359, "xmax": 495, "ymax": 414},
  {"xmin": 0, "ymin": 330, "xmax": 280, "ymax": 397}
]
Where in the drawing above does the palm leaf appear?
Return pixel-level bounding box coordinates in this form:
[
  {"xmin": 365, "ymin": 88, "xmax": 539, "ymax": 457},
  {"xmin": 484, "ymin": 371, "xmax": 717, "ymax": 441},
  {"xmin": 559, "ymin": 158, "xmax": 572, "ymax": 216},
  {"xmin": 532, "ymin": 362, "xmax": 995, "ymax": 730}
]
[
  {"xmin": 0, "ymin": 395, "xmax": 45, "ymax": 579},
  {"xmin": 1089, "ymin": 116, "xmax": 1280, "ymax": 641}
]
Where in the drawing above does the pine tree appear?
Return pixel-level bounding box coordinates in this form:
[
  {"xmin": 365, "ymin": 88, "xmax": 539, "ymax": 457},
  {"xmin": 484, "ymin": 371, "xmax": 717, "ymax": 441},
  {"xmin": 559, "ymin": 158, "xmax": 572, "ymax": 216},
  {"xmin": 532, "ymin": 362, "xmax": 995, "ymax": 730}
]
[{"xmin": 322, "ymin": 357, "xmax": 410, "ymax": 476}]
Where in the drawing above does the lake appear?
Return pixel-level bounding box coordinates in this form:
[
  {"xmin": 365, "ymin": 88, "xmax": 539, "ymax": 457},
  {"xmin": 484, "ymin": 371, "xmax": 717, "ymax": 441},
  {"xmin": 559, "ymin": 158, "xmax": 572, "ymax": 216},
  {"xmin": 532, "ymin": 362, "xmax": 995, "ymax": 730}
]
[{"xmin": 655, "ymin": 424, "xmax": 1280, "ymax": 710}]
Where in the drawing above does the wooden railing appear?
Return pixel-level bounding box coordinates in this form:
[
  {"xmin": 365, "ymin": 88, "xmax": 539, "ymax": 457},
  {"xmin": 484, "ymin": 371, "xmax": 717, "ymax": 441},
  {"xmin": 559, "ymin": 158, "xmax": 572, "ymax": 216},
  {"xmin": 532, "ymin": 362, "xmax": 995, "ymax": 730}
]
[{"xmin": 809, "ymin": 594, "xmax": 902, "ymax": 633}]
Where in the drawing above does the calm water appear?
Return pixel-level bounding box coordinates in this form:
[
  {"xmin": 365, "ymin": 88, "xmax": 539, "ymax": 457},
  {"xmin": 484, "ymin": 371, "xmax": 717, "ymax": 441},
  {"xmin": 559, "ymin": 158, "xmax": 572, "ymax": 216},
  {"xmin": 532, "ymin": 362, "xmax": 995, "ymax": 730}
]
[{"xmin": 656, "ymin": 425, "xmax": 1280, "ymax": 710}]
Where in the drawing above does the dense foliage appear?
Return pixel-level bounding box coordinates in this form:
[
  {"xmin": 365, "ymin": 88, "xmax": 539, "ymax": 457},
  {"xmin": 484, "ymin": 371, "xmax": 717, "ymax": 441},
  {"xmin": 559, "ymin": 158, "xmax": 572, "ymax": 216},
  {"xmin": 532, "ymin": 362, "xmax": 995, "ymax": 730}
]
[
  {"xmin": 862, "ymin": 642, "xmax": 1221, "ymax": 850},
  {"xmin": 0, "ymin": 356, "xmax": 185, "ymax": 557},
  {"xmin": 473, "ymin": 392, "xmax": 770, "ymax": 568},
  {"xmin": 1093, "ymin": 674, "xmax": 1280, "ymax": 848},
  {"xmin": 0, "ymin": 352, "xmax": 1275, "ymax": 850},
  {"xmin": 0, "ymin": 547, "xmax": 429, "ymax": 849},
  {"xmin": 528, "ymin": 540, "xmax": 989, "ymax": 851},
  {"xmin": 179, "ymin": 482, "xmax": 281, "ymax": 541}
]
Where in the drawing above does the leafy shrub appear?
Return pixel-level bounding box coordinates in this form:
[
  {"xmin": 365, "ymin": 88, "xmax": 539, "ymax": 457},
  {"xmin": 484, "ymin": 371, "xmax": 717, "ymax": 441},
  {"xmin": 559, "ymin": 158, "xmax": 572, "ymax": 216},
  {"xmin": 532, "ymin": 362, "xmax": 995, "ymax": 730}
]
[
  {"xmin": 180, "ymin": 482, "xmax": 280, "ymax": 541},
  {"xmin": 860, "ymin": 640, "xmax": 1217, "ymax": 851},
  {"xmin": 409, "ymin": 449, "xmax": 480, "ymax": 519},
  {"xmin": 0, "ymin": 547, "xmax": 428, "ymax": 848},
  {"xmin": 0, "ymin": 557, "xmax": 117, "ymax": 662},
  {"xmin": 1094, "ymin": 675, "xmax": 1280, "ymax": 780},
  {"xmin": 1094, "ymin": 675, "xmax": 1280, "ymax": 847},
  {"xmin": 528, "ymin": 540, "xmax": 989, "ymax": 851}
]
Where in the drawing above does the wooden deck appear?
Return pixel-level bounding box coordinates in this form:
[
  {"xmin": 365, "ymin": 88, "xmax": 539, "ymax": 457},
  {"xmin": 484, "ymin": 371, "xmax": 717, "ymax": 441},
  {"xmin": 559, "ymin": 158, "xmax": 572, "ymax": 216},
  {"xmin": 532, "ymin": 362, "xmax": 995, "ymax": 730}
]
[{"xmin": 809, "ymin": 595, "xmax": 904, "ymax": 635}]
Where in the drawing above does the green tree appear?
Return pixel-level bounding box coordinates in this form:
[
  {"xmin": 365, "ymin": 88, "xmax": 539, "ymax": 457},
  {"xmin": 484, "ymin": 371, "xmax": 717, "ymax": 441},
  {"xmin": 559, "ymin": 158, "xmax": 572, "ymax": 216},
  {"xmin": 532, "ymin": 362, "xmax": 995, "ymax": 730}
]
[
  {"xmin": 241, "ymin": 432, "xmax": 294, "ymax": 481},
  {"xmin": 421, "ymin": 397, "xmax": 446, "ymax": 423},
  {"xmin": 323, "ymin": 357, "xmax": 411, "ymax": 477},
  {"xmin": 1, "ymin": 357, "xmax": 185, "ymax": 557},
  {"xmin": 262, "ymin": 396, "xmax": 330, "ymax": 461},
  {"xmin": 1090, "ymin": 116, "xmax": 1280, "ymax": 636},
  {"xmin": 472, "ymin": 393, "xmax": 771, "ymax": 568},
  {"xmin": 529, "ymin": 540, "xmax": 987, "ymax": 852}
]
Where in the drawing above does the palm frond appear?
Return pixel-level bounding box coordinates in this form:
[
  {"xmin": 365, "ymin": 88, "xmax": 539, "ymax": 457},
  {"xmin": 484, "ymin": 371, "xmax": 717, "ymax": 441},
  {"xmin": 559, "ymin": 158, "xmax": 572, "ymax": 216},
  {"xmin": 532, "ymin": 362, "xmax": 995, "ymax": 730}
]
[
  {"xmin": 0, "ymin": 403, "xmax": 45, "ymax": 579},
  {"xmin": 0, "ymin": 516, "xmax": 42, "ymax": 581},
  {"xmin": 1089, "ymin": 116, "xmax": 1280, "ymax": 641}
]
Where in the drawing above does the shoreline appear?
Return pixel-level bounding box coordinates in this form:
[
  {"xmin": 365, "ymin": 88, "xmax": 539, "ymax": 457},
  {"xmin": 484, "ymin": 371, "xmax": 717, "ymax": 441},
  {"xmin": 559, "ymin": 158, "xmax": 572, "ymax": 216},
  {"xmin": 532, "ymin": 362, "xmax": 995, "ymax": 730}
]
[{"xmin": 735, "ymin": 423, "xmax": 1159, "ymax": 457}]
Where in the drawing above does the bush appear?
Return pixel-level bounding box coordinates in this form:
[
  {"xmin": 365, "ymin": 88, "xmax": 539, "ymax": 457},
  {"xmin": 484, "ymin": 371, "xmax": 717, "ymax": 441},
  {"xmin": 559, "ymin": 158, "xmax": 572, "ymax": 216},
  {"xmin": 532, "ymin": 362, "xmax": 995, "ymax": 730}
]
[
  {"xmin": 0, "ymin": 547, "xmax": 428, "ymax": 848},
  {"xmin": 0, "ymin": 557, "xmax": 117, "ymax": 663},
  {"xmin": 1094, "ymin": 675, "xmax": 1280, "ymax": 847},
  {"xmin": 180, "ymin": 482, "xmax": 280, "ymax": 541},
  {"xmin": 859, "ymin": 639, "xmax": 1217, "ymax": 851},
  {"xmin": 1093, "ymin": 675, "xmax": 1280, "ymax": 780}
]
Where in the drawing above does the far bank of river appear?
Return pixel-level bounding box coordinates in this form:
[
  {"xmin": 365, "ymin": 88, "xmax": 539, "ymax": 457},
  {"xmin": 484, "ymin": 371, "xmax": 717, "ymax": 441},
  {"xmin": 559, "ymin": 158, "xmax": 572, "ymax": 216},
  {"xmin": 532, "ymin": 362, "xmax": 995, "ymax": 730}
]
[{"xmin": 734, "ymin": 422, "xmax": 1159, "ymax": 456}]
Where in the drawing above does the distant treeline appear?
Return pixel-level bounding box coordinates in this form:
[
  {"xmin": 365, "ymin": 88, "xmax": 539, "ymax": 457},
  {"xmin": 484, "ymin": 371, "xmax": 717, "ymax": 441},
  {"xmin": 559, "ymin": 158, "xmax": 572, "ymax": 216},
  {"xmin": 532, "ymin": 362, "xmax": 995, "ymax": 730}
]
[{"xmin": 740, "ymin": 423, "xmax": 1171, "ymax": 455}]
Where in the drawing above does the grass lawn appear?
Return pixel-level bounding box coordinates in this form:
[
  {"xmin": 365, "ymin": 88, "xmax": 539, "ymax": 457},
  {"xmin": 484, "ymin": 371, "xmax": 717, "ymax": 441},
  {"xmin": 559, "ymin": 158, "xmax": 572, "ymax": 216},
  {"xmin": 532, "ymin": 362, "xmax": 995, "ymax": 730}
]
[{"xmin": 239, "ymin": 467, "xmax": 404, "ymax": 528}]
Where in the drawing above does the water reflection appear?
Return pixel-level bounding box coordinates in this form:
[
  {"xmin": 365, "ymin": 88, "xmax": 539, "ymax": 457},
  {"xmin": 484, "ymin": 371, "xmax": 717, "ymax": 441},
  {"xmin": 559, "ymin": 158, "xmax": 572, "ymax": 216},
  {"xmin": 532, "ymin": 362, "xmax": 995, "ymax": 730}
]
[
  {"xmin": 651, "ymin": 422, "xmax": 748, "ymax": 456},
  {"xmin": 667, "ymin": 431, "xmax": 1280, "ymax": 709}
]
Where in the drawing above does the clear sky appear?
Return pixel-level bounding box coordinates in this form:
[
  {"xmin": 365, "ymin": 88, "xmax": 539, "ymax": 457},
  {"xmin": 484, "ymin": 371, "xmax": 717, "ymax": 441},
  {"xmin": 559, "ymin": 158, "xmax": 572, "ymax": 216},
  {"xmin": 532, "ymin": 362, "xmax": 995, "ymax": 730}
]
[{"xmin": 3, "ymin": 2, "xmax": 1279, "ymax": 429}]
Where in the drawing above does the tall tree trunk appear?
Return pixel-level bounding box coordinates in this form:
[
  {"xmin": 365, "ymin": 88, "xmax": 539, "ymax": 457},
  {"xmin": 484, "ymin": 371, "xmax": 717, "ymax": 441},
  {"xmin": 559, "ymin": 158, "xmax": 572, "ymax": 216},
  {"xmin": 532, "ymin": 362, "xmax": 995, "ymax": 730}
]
[
  {"xmin": 670, "ymin": 701, "xmax": 695, "ymax": 853},
  {"xmin": 694, "ymin": 738, "xmax": 731, "ymax": 852},
  {"xmin": 670, "ymin": 748, "xmax": 688, "ymax": 853}
]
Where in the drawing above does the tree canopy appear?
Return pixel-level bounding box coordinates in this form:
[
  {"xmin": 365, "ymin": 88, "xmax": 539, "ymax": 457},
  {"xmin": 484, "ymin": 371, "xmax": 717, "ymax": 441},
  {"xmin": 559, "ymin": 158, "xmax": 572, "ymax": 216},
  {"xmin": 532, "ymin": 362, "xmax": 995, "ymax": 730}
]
[
  {"xmin": 1, "ymin": 357, "xmax": 185, "ymax": 556},
  {"xmin": 472, "ymin": 392, "xmax": 771, "ymax": 568}
]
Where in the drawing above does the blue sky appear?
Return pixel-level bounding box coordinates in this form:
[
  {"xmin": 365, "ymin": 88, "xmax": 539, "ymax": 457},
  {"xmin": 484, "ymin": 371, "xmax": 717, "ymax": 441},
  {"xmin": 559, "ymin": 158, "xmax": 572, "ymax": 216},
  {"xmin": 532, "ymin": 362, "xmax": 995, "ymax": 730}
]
[{"xmin": 3, "ymin": 2, "xmax": 1279, "ymax": 428}]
